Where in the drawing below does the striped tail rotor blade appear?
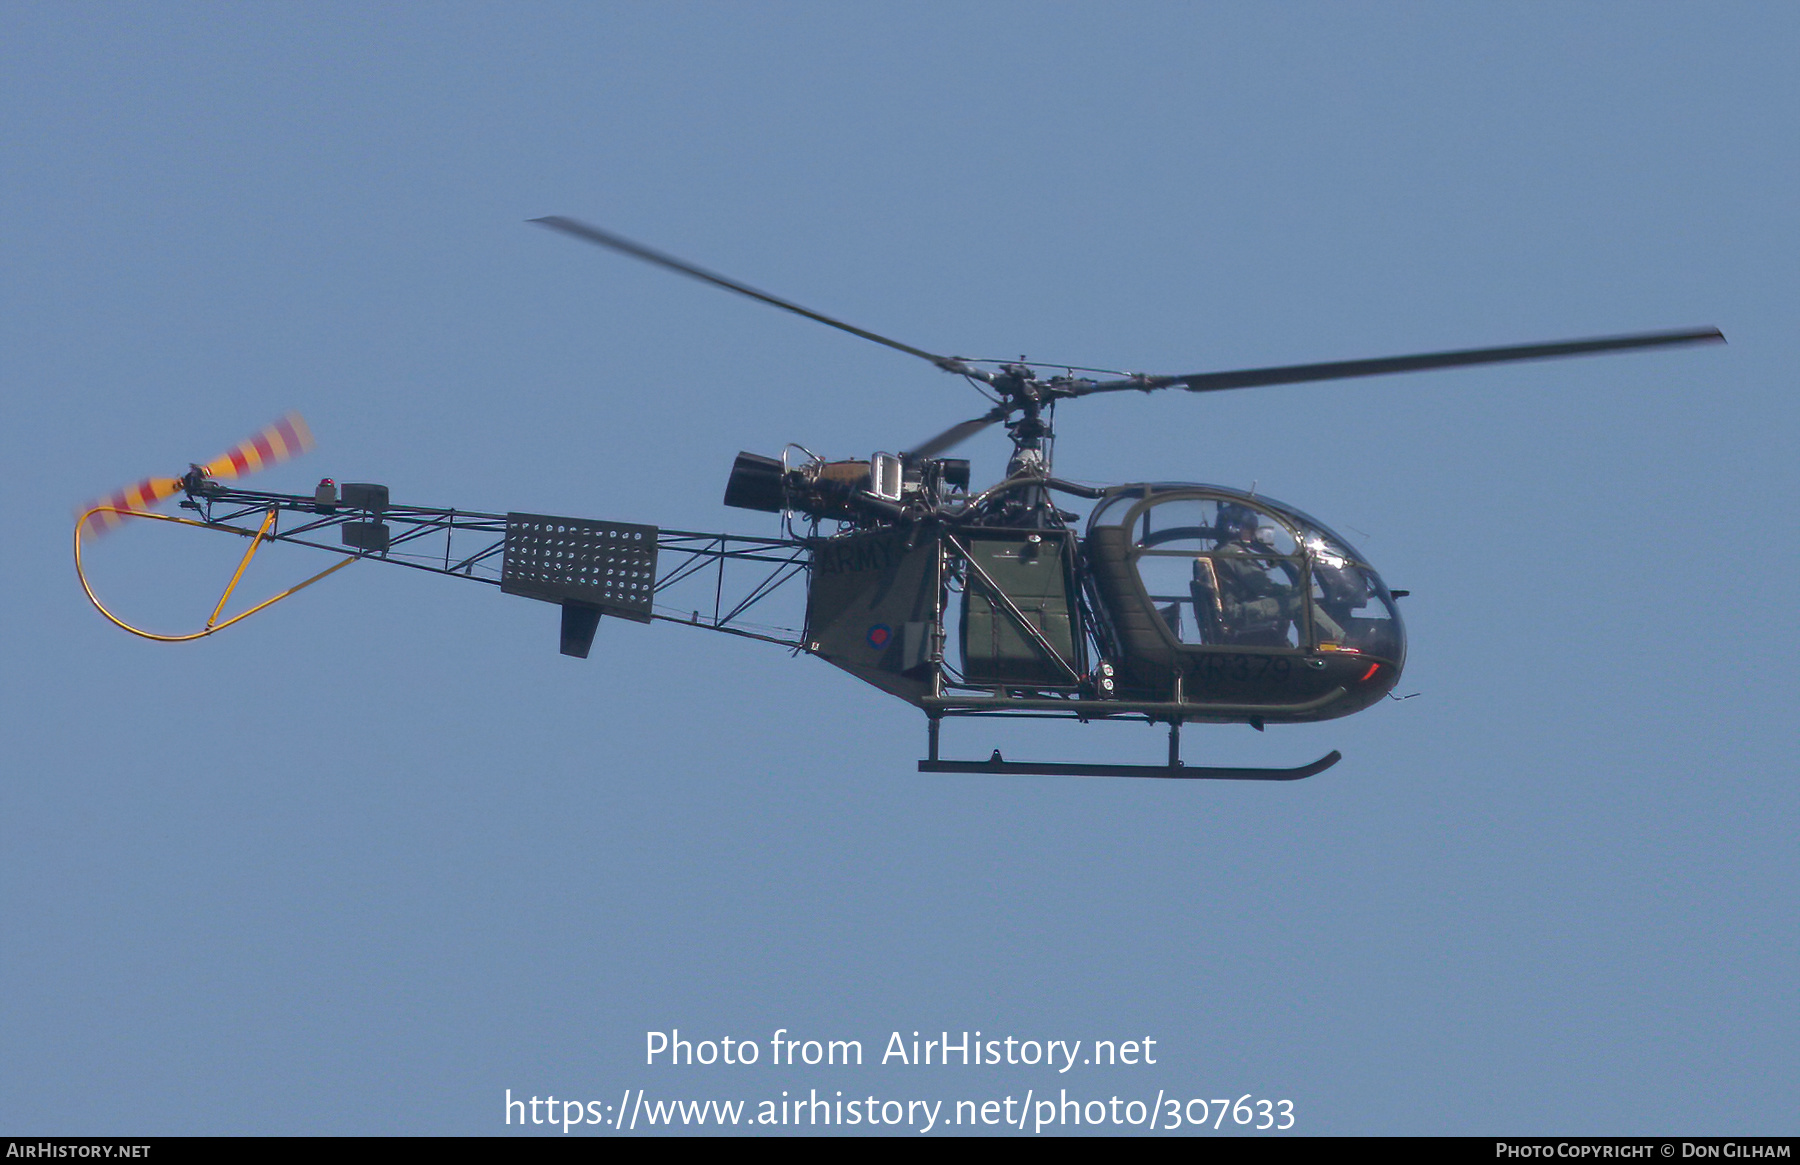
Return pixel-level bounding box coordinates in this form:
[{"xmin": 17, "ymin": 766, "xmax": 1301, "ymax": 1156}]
[
  {"xmin": 201, "ymin": 412, "xmax": 315, "ymax": 482},
  {"xmin": 78, "ymin": 476, "xmax": 183, "ymax": 534}
]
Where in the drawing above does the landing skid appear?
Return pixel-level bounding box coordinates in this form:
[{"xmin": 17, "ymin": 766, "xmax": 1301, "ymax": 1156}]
[{"xmin": 917, "ymin": 719, "xmax": 1341, "ymax": 781}]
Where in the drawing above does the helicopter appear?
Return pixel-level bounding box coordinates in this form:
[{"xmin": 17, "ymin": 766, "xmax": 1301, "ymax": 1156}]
[{"xmin": 74, "ymin": 217, "xmax": 1725, "ymax": 780}]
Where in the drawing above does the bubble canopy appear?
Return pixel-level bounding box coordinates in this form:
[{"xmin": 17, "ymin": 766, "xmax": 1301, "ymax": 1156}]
[{"xmin": 1086, "ymin": 484, "xmax": 1405, "ymax": 664}]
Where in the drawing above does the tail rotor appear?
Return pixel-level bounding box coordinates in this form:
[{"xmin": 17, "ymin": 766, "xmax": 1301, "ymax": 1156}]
[{"xmin": 78, "ymin": 413, "xmax": 314, "ymax": 534}]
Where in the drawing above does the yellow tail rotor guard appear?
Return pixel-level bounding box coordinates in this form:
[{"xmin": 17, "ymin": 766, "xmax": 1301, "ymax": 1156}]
[{"xmin": 74, "ymin": 505, "xmax": 353, "ymax": 642}]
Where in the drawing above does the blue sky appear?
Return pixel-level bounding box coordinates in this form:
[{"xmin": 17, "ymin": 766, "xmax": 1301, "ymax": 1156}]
[{"xmin": 3, "ymin": 3, "xmax": 1795, "ymax": 1135}]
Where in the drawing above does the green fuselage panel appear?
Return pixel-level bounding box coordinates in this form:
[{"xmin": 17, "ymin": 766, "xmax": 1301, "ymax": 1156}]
[
  {"xmin": 805, "ymin": 529, "xmax": 940, "ymax": 704},
  {"xmin": 958, "ymin": 531, "xmax": 1082, "ymax": 687}
]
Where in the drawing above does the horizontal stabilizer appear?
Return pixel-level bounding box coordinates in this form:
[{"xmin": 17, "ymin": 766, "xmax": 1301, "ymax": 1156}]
[{"xmin": 500, "ymin": 512, "xmax": 658, "ymax": 622}]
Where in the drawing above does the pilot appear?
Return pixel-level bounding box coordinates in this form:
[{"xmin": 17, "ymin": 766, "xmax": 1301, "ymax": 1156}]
[{"xmin": 1200, "ymin": 502, "xmax": 1344, "ymax": 645}]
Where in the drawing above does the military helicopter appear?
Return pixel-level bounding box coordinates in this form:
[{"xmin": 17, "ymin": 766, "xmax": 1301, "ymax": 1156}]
[{"xmin": 75, "ymin": 218, "xmax": 1725, "ymax": 780}]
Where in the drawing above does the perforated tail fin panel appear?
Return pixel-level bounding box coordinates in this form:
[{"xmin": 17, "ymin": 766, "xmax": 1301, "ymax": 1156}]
[{"xmin": 500, "ymin": 513, "xmax": 658, "ymax": 623}]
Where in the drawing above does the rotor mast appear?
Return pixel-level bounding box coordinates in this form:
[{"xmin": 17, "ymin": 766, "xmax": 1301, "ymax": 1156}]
[{"xmin": 985, "ymin": 363, "xmax": 1064, "ymax": 525}]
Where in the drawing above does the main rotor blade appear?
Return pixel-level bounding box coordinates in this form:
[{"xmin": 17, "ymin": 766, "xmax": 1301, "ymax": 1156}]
[
  {"xmin": 905, "ymin": 410, "xmax": 1008, "ymax": 460},
  {"xmin": 1070, "ymin": 327, "xmax": 1726, "ymax": 398},
  {"xmin": 531, "ymin": 216, "xmax": 967, "ymax": 372}
]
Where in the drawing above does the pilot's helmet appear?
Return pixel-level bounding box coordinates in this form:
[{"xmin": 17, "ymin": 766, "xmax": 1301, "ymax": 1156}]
[{"xmin": 1216, "ymin": 501, "xmax": 1260, "ymax": 538}]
